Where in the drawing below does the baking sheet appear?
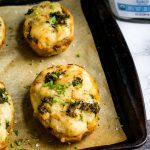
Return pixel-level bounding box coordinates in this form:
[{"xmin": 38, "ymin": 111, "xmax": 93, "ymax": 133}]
[{"xmin": 0, "ymin": 0, "xmax": 127, "ymax": 149}]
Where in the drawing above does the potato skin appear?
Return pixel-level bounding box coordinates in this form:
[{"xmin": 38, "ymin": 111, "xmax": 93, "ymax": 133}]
[
  {"xmin": 0, "ymin": 82, "xmax": 14, "ymax": 149},
  {"xmin": 30, "ymin": 64, "xmax": 100, "ymax": 142},
  {"xmin": 23, "ymin": 1, "xmax": 74, "ymax": 56},
  {"xmin": 0, "ymin": 17, "xmax": 6, "ymax": 48}
]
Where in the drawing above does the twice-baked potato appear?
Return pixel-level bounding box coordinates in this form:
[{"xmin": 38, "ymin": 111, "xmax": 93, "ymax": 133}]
[
  {"xmin": 23, "ymin": 1, "xmax": 74, "ymax": 56},
  {"xmin": 0, "ymin": 82, "xmax": 14, "ymax": 149},
  {"xmin": 30, "ymin": 64, "xmax": 100, "ymax": 142},
  {"xmin": 0, "ymin": 17, "xmax": 6, "ymax": 48}
]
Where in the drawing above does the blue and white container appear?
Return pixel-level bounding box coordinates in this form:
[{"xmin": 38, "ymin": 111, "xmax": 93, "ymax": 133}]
[{"xmin": 109, "ymin": 0, "xmax": 150, "ymax": 21}]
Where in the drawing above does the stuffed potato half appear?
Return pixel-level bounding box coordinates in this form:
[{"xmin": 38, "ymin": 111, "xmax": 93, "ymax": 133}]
[
  {"xmin": 23, "ymin": 1, "xmax": 74, "ymax": 56},
  {"xmin": 0, "ymin": 82, "xmax": 14, "ymax": 149},
  {"xmin": 30, "ymin": 64, "xmax": 100, "ymax": 142}
]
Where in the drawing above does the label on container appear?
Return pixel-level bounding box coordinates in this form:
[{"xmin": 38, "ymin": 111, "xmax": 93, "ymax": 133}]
[{"xmin": 115, "ymin": 0, "xmax": 150, "ymax": 18}]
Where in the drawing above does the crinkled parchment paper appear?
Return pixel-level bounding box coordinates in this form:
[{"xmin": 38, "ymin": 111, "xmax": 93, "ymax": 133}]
[{"xmin": 0, "ymin": 0, "xmax": 126, "ymax": 149}]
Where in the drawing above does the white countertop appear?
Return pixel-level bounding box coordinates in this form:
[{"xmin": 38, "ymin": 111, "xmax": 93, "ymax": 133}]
[{"xmin": 117, "ymin": 20, "xmax": 150, "ymax": 120}]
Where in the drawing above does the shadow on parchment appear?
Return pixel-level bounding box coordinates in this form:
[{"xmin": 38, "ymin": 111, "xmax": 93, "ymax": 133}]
[
  {"xmin": 15, "ymin": 20, "xmax": 40, "ymax": 60},
  {"xmin": 22, "ymin": 91, "xmax": 71, "ymax": 149}
]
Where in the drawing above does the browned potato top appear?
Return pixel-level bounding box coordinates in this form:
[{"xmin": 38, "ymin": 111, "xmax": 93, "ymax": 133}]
[
  {"xmin": 30, "ymin": 64, "xmax": 100, "ymax": 142},
  {"xmin": 23, "ymin": 1, "xmax": 74, "ymax": 56}
]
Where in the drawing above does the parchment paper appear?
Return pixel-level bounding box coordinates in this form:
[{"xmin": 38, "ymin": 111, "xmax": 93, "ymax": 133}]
[{"xmin": 0, "ymin": 0, "xmax": 127, "ymax": 149}]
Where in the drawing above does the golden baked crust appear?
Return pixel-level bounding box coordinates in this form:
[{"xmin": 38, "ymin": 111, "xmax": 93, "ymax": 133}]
[
  {"xmin": 0, "ymin": 82, "xmax": 14, "ymax": 149},
  {"xmin": 30, "ymin": 64, "xmax": 100, "ymax": 142},
  {"xmin": 0, "ymin": 17, "xmax": 6, "ymax": 48},
  {"xmin": 23, "ymin": 1, "xmax": 74, "ymax": 56}
]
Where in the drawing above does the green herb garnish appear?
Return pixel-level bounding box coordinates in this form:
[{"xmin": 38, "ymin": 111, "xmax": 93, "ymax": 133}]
[
  {"xmin": 50, "ymin": 16, "xmax": 57, "ymax": 25},
  {"xmin": 56, "ymin": 84, "xmax": 66, "ymax": 94},
  {"xmin": 53, "ymin": 98, "xmax": 59, "ymax": 103},
  {"xmin": 14, "ymin": 129, "xmax": 19, "ymax": 136},
  {"xmin": 51, "ymin": 73, "xmax": 59, "ymax": 78},
  {"xmin": 76, "ymin": 54, "xmax": 80, "ymax": 57},
  {"xmin": 45, "ymin": 71, "xmax": 64, "ymax": 83},
  {"xmin": 66, "ymin": 101, "xmax": 100, "ymax": 117},
  {"xmin": 14, "ymin": 139, "xmax": 24, "ymax": 146},
  {"xmin": 43, "ymin": 82, "xmax": 67, "ymax": 95},
  {"xmin": 43, "ymin": 80, "xmax": 55, "ymax": 89},
  {"xmin": 60, "ymin": 99, "xmax": 75, "ymax": 106},
  {"xmin": 44, "ymin": 71, "xmax": 67, "ymax": 94},
  {"xmin": 49, "ymin": 11, "xmax": 69, "ymax": 27}
]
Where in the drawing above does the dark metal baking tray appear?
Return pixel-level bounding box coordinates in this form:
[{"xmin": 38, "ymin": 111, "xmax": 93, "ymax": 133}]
[
  {"xmin": 81, "ymin": 0, "xmax": 147, "ymax": 149},
  {"xmin": 0, "ymin": 0, "xmax": 147, "ymax": 149}
]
